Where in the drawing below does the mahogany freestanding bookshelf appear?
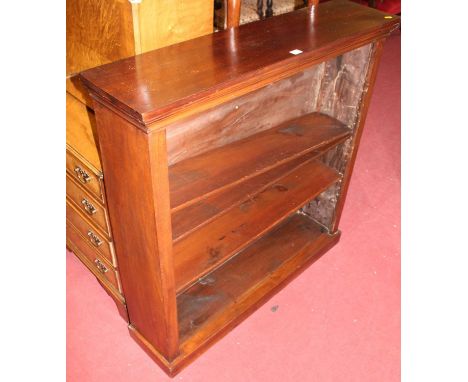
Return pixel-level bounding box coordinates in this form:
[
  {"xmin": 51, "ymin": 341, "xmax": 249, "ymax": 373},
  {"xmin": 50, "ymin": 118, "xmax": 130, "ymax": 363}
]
[{"xmin": 79, "ymin": 0, "xmax": 399, "ymax": 376}]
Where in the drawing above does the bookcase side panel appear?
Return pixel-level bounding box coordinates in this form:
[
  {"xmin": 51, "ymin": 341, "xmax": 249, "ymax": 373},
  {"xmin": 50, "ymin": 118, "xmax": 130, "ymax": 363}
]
[
  {"xmin": 329, "ymin": 39, "xmax": 387, "ymax": 232},
  {"xmin": 92, "ymin": 101, "xmax": 179, "ymax": 361},
  {"xmin": 301, "ymin": 41, "xmax": 383, "ymax": 231}
]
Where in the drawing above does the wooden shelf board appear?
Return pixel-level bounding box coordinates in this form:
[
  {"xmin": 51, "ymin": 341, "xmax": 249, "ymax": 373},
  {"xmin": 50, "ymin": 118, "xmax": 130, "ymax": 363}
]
[
  {"xmin": 177, "ymin": 213, "xmax": 339, "ymax": 349},
  {"xmin": 172, "ymin": 151, "xmax": 311, "ymax": 242},
  {"xmin": 171, "ymin": 134, "xmax": 349, "ymax": 242},
  {"xmin": 173, "ymin": 157, "xmax": 340, "ymax": 294},
  {"xmin": 169, "ymin": 112, "xmax": 350, "ymax": 211}
]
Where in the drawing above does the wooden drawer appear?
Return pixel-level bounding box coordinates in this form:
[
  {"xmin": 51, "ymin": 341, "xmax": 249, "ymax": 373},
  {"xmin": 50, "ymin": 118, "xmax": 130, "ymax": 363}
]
[
  {"xmin": 66, "ymin": 147, "xmax": 105, "ymax": 203},
  {"xmin": 66, "ymin": 201, "xmax": 116, "ymax": 267},
  {"xmin": 66, "ymin": 222, "xmax": 121, "ymax": 294},
  {"xmin": 66, "ymin": 174, "xmax": 111, "ymax": 236}
]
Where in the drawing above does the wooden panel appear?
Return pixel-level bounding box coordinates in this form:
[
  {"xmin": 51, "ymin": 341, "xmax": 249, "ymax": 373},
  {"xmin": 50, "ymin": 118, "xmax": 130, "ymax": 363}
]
[
  {"xmin": 137, "ymin": 0, "xmax": 213, "ymax": 52},
  {"xmin": 66, "ymin": 93, "xmax": 102, "ymax": 171},
  {"xmin": 66, "ymin": 0, "xmax": 135, "ymax": 76},
  {"xmin": 301, "ymin": 42, "xmax": 381, "ymax": 231},
  {"xmin": 166, "ymin": 66, "xmax": 324, "ymax": 165},
  {"xmin": 67, "ymin": 201, "xmax": 116, "ymax": 266},
  {"xmin": 169, "ymin": 113, "xmax": 350, "ymax": 210},
  {"xmin": 67, "ymin": 222, "xmax": 121, "ymax": 293},
  {"xmin": 92, "ymin": 101, "xmax": 179, "ymax": 360},
  {"xmin": 329, "ymin": 40, "xmax": 387, "ymax": 232},
  {"xmin": 177, "ymin": 213, "xmax": 338, "ymax": 348},
  {"xmin": 80, "ymin": 0, "xmax": 399, "ymax": 126},
  {"xmin": 317, "ymin": 44, "xmax": 373, "ymax": 132},
  {"xmin": 66, "ymin": 175, "xmax": 111, "ymax": 237},
  {"xmin": 174, "ymin": 159, "xmax": 340, "ymax": 293}
]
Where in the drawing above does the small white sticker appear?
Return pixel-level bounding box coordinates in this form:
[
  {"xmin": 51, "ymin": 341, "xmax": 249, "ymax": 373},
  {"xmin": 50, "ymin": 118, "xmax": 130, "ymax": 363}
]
[{"xmin": 289, "ymin": 49, "xmax": 303, "ymax": 55}]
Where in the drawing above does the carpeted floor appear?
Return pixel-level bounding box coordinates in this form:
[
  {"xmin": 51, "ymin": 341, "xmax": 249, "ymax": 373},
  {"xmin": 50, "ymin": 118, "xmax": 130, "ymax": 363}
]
[{"xmin": 67, "ymin": 33, "xmax": 400, "ymax": 382}]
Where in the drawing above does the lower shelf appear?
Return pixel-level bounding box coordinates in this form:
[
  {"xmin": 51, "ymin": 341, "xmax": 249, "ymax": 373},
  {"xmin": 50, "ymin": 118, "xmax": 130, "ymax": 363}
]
[
  {"xmin": 173, "ymin": 158, "xmax": 340, "ymax": 293},
  {"xmin": 176, "ymin": 213, "xmax": 340, "ymax": 357}
]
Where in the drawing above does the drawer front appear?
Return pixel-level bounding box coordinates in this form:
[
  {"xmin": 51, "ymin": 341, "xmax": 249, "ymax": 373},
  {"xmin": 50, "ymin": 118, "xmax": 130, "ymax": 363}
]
[
  {"xmin": 66, "ymin": 149, "xmax": 105, "ymax": 203},
  {"xmin": 66, "ymin": 174, "xmax": 111, "ymax": 236},
  {"xmin": 66, "ymin": 222, "xmax": 121, "ymax": 294},
  {"xmin": 66, "ymin": 201, "xmax": 116, "ymax": 267}
]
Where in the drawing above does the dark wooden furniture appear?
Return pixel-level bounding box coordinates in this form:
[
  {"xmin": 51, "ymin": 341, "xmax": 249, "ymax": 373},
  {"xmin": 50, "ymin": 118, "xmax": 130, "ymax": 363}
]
[{"xmin": 79, "ymin": 0, "xmax": 399, "ymax": 376}]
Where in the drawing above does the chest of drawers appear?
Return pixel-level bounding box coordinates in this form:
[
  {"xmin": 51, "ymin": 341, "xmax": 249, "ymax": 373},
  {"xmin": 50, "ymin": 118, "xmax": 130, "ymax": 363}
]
[{"xmin": 65, "ymin": 119, "xmax": 127, "ymax": 318}]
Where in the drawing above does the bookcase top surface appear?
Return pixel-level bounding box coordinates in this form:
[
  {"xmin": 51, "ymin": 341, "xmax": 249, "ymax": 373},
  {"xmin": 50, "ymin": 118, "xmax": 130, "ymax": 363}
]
[{"xmin": 80, "ymin": 0, "xmax": 399, "ymax": 127}]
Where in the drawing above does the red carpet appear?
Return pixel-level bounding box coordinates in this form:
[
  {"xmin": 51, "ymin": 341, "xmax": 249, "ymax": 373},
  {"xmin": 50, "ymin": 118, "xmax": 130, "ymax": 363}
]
[{"xmin": 67, "ymin": 33, "xmax": 400, "ymax": 381}]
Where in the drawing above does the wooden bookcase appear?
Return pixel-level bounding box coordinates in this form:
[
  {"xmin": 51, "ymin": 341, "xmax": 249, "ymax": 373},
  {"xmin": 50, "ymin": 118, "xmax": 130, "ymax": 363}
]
[{"xmin": 79, "ymin": 0, "xmax": 399, "ymax": 376}]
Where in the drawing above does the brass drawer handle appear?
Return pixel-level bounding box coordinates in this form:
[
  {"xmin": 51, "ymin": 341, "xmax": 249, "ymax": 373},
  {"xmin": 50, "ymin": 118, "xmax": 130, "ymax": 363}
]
[
  {"xmin": 87, "ymin": 230, "xmax": 103, "ymax": 247},
  {"xmin": 74, "ymin": 166, "xmax": 92, "ymax": 184},
  {"xmin": 94, "ymin": 259, "xmax": 108, "ymax": 274},
  {"xmin": 81, "ymin": 198, "xmax": 97, "ymax": 215}
]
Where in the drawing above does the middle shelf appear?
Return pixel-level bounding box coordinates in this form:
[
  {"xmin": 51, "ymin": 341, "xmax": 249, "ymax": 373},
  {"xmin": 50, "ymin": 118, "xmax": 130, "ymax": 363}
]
[{"xmin": 172, "ymin": 156, "xmax": 341, "ymax": 293}]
